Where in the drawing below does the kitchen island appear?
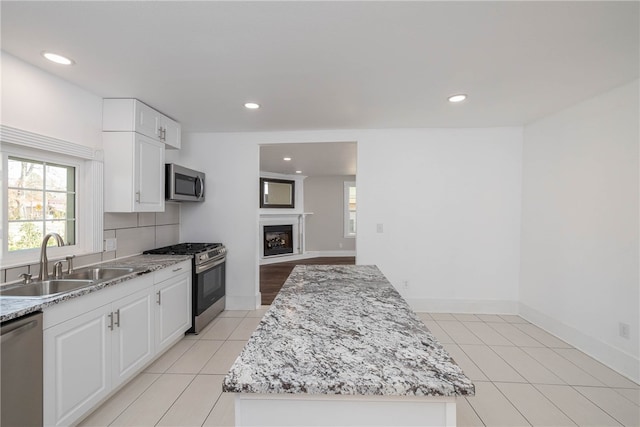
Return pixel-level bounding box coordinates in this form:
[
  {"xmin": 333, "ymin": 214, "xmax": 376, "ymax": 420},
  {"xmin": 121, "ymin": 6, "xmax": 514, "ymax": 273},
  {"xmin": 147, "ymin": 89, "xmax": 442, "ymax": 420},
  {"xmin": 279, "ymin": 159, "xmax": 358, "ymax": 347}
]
[{"xmin": 223, "ymin": 265, "xmax": 474, "ymax": 426}]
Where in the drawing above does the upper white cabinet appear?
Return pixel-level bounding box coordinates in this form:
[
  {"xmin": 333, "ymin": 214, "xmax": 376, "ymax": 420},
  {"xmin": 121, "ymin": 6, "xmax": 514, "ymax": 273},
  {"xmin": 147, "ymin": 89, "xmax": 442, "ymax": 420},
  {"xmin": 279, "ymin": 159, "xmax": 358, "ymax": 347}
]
[
  {"xmin": 103, "ymin": 132, "xmax": 165, "ymax": 212},
  {"xmin": 103, "ymin": 98, "xmax": 181, "ymax": 149}
]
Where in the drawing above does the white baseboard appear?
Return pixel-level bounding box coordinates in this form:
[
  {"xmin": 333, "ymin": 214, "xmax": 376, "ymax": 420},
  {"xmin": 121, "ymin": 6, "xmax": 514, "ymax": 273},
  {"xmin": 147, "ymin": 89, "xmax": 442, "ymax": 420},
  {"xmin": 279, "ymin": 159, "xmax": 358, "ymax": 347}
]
[
  {"xmin": 519, "ymin": 303, "xmax": 640, "ymax": 384},
  {"xmin": 260, "ymin": 252, "xmax": 317, "ymax": 265},
  {"xmin": 260, "ymin": 250, "xmax": 356, "ymax": 265},
  {"xmin": 305, "ymin": 250, "xmax": 356, "ymax": 258},
  {"xmin": 407, "ymin": 298, "xmax": 518, "ymax": 315},
  {"xmin": 225, "ymin": 294, "xmax": 261, "ymax": 310}
]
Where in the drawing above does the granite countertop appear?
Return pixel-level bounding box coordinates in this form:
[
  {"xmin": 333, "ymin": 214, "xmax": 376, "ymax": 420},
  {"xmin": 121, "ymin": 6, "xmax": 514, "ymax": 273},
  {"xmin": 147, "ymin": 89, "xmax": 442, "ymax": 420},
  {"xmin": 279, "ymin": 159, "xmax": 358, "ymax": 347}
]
[
  {"xmin": 0, "ymin": 254, "xmax": 192, "ymax": 322},
  {"xmin": 223, "ymin": 265, "xmax": 475, "ymax": 397}
]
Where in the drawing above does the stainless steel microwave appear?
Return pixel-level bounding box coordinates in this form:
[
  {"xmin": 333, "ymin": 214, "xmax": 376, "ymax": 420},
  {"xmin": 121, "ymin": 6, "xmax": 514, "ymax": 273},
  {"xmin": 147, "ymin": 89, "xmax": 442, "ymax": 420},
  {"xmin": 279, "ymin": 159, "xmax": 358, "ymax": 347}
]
[{"xmin": 166, "ymin": 164, "xmax": 205, "ymax": 202}]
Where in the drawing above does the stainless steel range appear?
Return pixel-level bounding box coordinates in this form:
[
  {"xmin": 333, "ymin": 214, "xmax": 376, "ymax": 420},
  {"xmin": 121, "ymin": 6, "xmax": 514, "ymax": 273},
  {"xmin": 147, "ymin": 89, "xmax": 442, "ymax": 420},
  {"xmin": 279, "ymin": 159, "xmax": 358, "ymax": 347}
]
[{"xmin": 144, "ymin": 243, "xmax": 226, "ymax": 333}]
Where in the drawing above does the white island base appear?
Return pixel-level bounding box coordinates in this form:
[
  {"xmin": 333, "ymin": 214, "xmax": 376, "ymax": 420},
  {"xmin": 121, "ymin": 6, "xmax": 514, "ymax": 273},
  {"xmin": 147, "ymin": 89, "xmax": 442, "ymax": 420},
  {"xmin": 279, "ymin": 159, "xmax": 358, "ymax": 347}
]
[{"xmin": 234, "ymin": 393, "xmax": 457, "ymax": 427}]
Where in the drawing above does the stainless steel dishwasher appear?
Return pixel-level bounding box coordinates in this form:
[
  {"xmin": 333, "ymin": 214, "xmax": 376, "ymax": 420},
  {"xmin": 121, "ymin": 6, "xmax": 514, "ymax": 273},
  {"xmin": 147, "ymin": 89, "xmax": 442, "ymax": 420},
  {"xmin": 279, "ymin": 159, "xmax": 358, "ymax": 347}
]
[{"xmin": 1, "ymin": 311, "xmax": 43, "ymax": 427}]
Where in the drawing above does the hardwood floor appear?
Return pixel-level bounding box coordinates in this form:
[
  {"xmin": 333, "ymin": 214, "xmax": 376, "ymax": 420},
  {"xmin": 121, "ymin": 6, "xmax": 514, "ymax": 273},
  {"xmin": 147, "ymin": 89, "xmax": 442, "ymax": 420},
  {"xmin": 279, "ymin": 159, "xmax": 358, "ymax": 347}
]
[{"xmin": 260, "ymin": 257, "xmax": 355, "ymax": 305}]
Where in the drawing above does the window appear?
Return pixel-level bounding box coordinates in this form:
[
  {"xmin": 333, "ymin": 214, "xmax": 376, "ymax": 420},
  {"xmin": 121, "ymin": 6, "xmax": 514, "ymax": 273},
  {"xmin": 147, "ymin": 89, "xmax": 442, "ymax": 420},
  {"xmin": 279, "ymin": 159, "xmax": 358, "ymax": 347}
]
[
  {"xmin": 7, "ymin": 156, "xmax": 76, "ymax": 251},
  {"xmin": 344, "ymin": 181, "xmax": 356, "ymax": 237},
  {"xmin": 1, "ymin": 125, "xmax": 103, "ymax": 266}
]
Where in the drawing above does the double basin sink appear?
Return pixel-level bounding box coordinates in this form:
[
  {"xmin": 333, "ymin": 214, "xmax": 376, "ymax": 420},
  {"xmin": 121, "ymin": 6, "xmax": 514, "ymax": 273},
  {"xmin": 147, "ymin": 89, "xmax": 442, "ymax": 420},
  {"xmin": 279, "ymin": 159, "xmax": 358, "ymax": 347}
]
[{"xmin": 0, "ymin": 267, "xmax": 145, "ymax": 299}]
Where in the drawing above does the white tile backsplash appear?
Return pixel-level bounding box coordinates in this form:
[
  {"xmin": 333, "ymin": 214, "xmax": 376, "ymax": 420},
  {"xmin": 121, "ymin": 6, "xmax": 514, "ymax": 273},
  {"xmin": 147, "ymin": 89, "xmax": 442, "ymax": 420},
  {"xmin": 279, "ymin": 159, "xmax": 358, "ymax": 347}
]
[
  {"xmin": 156, "ymin": 203, "xmax": 180, "ymax": 225},
  {"xmin": 138, "ymin": 213, "xmax": 156, "ymax": 227},
  {"xmin": 1, "ymin": 206, "xmax": 182, "ymax": 283},
  {"xmin": 74, "ymin": 253, "xmax": 104, "ymax": 268},
  {"xmin": 156, "ymin": 225, "xmax": 180, "ymax": 248},
  {"xmin": 104, "ymin": 213, "xmax": 138, "ymax": 229},
  {"xmin": 116, "ymin": 227, "xmax": 156, "ymax": 258},
  {"xmin": 4, "ymin": 265, "xmax": 29, "ymax": 283}
]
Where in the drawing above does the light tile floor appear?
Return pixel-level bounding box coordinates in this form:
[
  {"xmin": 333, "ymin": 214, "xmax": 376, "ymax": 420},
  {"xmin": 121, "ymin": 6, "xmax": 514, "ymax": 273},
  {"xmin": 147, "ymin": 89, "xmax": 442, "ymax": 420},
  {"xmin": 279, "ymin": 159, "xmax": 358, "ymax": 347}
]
[{"xmin": 79, "ymin": 309, "xmax": 639, "ymax": 427}]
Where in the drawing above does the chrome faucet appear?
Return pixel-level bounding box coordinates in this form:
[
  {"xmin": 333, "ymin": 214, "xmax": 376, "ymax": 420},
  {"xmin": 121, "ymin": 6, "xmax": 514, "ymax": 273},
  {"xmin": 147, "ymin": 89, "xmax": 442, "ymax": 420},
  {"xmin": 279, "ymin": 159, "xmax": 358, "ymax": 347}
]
[{"xmin": 38, "ymin": 232, "xmax": 65, "ymax": 280}]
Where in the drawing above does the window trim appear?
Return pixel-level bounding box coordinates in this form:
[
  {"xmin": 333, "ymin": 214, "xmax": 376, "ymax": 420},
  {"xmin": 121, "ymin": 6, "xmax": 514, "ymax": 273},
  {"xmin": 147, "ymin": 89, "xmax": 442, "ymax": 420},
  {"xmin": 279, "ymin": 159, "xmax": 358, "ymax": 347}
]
[
  {"xmin": 1, "ymin": 125, "xmax": 103, "ymax": 268},
  {"xmin": 343, "ymin": 181, "xmax": 356, "ymax": 238}
]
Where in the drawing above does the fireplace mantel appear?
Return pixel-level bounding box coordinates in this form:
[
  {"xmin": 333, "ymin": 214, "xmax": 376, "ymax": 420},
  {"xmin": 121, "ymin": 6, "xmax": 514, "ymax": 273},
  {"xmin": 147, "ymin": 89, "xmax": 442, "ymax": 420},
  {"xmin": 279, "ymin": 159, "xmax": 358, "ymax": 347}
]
[{"xmin": 259, "ymin": 212, "xmax": 314, "ymax": 217}]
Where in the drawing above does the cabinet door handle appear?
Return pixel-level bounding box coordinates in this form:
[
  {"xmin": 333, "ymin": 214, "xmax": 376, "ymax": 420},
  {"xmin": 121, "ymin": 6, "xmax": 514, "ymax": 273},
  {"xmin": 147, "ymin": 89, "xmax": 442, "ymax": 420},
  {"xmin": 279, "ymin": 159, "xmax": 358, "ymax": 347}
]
[
  {"xmin": 107, "ymin": 312, "xmax": 114, "ymax": 330},
  {"xmin": 163, "ymin": 128, "xmax": 167, "ymax": 141},
  {"xmin": 136, "ymin": 191, "xmax": 141, "ymax": 202},
  {"xmin": 158, "ymin": 126, "xmax": 163, "ymax": 138},
  {"xmin": 114, "ymin": 309, "xmax": 120, "ymax": 328},
  {"xmin": 156, "ymin": 291, "xmax": 161, "ymax": 305}
]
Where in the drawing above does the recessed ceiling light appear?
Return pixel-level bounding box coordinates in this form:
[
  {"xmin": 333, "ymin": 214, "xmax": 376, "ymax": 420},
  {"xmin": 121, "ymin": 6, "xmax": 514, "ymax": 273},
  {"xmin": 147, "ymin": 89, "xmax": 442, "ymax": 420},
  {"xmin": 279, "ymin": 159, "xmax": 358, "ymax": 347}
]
[
  {"xmin": 244, "ymin": 102, "xmax": 260, "ymax": 109},
  {"xmin": 42, "ymin": 51, "xmax": 74, "ymax": 65},
  {"xmin": 283, "ymin": 157, "xmax": 292, "ymax": 161},
  {"xmin": 295, "ymin": 170, "xmax": 302, "ymax": 174},
  {"xmin": 448, "ymin": 94, "xmax": 467, "ymax": 103}
]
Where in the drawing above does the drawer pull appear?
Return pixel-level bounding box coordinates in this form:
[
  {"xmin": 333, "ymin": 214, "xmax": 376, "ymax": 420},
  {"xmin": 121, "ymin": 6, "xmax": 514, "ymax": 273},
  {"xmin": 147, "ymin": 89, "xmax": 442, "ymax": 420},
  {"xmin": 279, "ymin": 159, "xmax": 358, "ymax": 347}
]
[{"xmin": 172, "ymin": 267, "xmax": 182, "ymax": 272}]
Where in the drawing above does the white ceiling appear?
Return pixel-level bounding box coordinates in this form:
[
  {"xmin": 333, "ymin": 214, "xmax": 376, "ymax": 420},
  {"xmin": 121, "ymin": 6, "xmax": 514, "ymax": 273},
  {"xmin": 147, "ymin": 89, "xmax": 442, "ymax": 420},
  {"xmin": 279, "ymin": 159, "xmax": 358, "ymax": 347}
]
[{"xmin": 2, "ymin": 1, "xmax": 638, "ymax": 134}]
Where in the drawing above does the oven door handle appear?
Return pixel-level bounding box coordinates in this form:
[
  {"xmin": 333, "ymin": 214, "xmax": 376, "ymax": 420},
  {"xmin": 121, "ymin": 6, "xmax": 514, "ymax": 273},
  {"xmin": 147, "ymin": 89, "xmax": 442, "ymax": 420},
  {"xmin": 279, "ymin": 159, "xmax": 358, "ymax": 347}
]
[{"xmin": 195, "ymin": 257, "xmax": 225, "ymax": 274}]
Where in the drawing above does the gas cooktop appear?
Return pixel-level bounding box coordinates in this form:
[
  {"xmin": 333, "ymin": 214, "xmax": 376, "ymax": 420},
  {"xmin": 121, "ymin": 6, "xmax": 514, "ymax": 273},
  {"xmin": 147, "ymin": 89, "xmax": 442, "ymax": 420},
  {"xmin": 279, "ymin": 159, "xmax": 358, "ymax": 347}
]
[
  {"xmin": 144, "ymin": 242, "xmax": 226, "ymax": 265},
  {"xmin": 144, "ymin": 242, "xmax": 221, "ymax": 255}
]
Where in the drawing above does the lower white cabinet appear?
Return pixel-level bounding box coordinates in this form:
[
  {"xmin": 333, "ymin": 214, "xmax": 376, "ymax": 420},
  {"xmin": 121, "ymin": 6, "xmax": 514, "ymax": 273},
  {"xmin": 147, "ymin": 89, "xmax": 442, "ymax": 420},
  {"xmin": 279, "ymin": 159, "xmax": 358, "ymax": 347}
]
[
  {"xmin": 43, "ymin": 261, "xmax": 191, "ymax": 426},
  {"xmin": 111, "ymin": 288, "xmax": 155, "ymax": 388},
  {"xmin": 155, "ymin": 268, "xmax": 191, "ymax": 353},
  {"xmin": 44, "ymin": 305, "xmax": 112, "ymax": 427}
]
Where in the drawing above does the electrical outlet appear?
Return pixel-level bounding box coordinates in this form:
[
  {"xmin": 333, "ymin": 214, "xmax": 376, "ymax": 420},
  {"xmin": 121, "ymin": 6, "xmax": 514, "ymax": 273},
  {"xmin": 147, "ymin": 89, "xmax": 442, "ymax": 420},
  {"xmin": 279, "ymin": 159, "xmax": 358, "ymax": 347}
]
[
  {"xmin": 338, "ymin": 242, "xmax": 343, "ymax": 249},
  {"xmin": 376, "ymin": 223, "xmax": 384, "ymax": 233},
  {"xmin": 619, "ymin": 322, "xmax": 630, "ymax": 339},
  {"xmin": 403, "ymin": 280, "xmax": 409, "ymax": 289},
  {"xmin": 104, "ymin": 238, "xmax": 117, "ymax": 252}
]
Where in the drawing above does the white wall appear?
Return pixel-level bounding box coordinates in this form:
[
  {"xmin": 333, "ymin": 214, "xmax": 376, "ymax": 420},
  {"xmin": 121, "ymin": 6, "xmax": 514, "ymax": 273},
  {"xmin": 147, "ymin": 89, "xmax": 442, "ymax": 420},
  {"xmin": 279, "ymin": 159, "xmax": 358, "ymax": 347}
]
[
  {"xmin": 357, "ymin": 129, "xmax": 523, "ymax": 313},
  {"xmin": 520, "ymin": 79, "xmax": 639, "ymax": 382},
  {"xmin": 179, "ymin": 133, "xmax": 261, "ymax": 309},
  {"xmin": 179, "ymin": 128, "xmax": 523, "ymax": 312},
  {"xmin": 1, "ymin": 52, "xmax": 103, "ymax": 148},
  {"xmin": 304, "ymin": 175, "xmax": 356, "ymax": 253}
]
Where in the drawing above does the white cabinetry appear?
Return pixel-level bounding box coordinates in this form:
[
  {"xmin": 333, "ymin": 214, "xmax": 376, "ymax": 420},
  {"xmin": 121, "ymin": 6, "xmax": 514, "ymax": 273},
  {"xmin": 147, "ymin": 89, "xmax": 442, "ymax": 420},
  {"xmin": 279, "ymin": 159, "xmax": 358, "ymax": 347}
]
[
  {"xmin": 103, "ymin": 132, "xmax": 165, "ymax": 212},
  {"xmin": 111, "ymin": 288, "xmax": 154, "ymax": 388},
  {"xmin": 102, "ymin": 99, "xmax": 182, "ymax": 148},
  {"xmin": 155, "ymin": 265, "xmax": 191, "ymax": 353},
  {"xmin": 44, "ymin": 305, "xmax": 112, "ymax": 427},
  {"xmin": 103, "ymin": 98, "xmax": 181, "ymax": 149},
  {"xmin": 158, "ymin": 114, "xmax": 181, "ymax": 149},
  {"xmin": 43, "ymin": 261, "xmax": 191, "ymax": 426}
]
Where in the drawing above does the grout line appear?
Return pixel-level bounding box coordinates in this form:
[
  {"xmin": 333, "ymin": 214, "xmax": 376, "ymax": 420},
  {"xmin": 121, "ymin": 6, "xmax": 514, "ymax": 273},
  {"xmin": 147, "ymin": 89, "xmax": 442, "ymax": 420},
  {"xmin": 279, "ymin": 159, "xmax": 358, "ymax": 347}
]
[
  {"xmin": 153, "ymin": 374, "xmax": 199, "ymax": 426},
  {"xmin": 490, "ymin": 381, "xmax": 534, "ymax": 427},
  {"xmin": 98, "ymin": 372, "xmax": 163, "ymax": 427},
  {"xmin": 611, "ymin": 388, "xmax": 640, "ymax": 406},
  {"xmin": 463, "ymin": 396, "xmax": 487, "ymax": 426},
  {"xmin": 549, "ymin": 347, "xmax": 640, "ymax": 388},
  {"xmin": 529, "ymin": 383, "xmax": 582, "ymax": 427},
  {"xmin": 571, "ymin": 385, "xmax": 627, "ymax": 427},
  {"xmin": 461, "ymin": 320, "xmax": 518, "ymax": 347}
]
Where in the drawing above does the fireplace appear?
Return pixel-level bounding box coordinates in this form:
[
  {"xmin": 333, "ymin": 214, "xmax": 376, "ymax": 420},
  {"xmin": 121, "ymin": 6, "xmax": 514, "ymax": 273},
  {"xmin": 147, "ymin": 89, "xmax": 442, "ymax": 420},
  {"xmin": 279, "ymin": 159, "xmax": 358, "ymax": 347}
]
[{"xmin": 264, "ymin": 225, "xmax": 294, "ymax": 257}]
